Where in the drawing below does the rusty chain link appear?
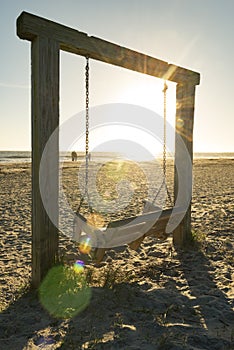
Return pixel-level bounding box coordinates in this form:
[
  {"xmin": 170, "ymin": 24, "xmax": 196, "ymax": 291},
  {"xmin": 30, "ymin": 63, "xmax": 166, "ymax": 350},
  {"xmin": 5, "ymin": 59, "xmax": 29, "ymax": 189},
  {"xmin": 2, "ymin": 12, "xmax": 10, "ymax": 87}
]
[
  {"xmin": 163, "ymin": 81, "xmax": 173, "ymax": 206},
  {"xmin": 85, "ymin": 56, "xmax": 89, "ymax": 194}
]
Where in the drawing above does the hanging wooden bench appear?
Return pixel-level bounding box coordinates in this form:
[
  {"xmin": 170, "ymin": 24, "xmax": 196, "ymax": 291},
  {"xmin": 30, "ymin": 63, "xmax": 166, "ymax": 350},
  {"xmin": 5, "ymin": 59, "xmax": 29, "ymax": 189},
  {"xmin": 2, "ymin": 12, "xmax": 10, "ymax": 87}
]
[{"xmin": 74, "ymin": 204, "xmax": 186, "ymax": 263}]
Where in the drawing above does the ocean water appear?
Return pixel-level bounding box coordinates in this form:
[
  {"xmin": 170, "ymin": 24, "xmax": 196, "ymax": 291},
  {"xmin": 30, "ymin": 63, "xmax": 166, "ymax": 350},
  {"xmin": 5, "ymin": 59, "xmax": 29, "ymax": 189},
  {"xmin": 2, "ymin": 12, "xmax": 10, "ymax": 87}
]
[
  {"xmin": 194, "ymin": 152, "xmax": 234, "ymax": 159},
  {"xmin": 0, "ymin": 151, "xmax": 233, "ymax": 164},
  {"xmin": 0, "ymin": 151, "xmax": 31, "ymax": 163},
  {"xmin": 0, "ymin": 151, "xmax": 122, "ymax": 164}
]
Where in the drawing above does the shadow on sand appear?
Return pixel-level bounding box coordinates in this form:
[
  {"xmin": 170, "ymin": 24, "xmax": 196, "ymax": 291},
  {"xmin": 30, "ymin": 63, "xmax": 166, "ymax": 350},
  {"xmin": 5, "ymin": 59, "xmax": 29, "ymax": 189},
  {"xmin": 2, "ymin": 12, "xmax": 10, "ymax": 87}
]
[{"xmin": 0, "ymin": 245, "xmax": 233, "ymax": 350}]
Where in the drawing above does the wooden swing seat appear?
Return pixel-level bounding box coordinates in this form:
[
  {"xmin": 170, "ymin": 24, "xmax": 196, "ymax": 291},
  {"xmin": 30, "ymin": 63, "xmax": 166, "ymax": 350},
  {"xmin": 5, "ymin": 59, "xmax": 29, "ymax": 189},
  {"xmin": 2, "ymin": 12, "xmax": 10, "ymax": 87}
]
[{"xmin": 74, "ymin": 203, "xmax": 185, "ymax": 263}]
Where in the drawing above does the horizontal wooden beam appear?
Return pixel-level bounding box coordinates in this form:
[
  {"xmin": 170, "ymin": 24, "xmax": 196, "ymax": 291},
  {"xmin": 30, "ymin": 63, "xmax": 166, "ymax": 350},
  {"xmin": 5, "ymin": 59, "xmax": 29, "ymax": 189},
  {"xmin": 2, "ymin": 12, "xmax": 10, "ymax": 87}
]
[{"xmin": 17, "ymin": 11, "xmax": 200, "ymax": 85}]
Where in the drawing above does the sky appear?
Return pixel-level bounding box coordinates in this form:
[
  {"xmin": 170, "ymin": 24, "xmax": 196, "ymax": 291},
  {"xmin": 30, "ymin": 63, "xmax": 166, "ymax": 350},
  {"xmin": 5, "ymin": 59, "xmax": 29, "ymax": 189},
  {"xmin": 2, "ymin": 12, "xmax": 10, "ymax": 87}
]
[{"xmin": 0, "ymin": 0, "xmax": 233, "ymax": 153}]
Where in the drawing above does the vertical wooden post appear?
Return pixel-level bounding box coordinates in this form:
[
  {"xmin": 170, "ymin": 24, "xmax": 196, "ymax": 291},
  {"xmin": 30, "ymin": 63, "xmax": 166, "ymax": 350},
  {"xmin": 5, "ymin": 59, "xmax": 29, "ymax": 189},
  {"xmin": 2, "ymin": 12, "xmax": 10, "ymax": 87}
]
[
  {"xmin": 173, "ymin": 83, "xmax": 196, "ymax": 246},
  {"xmin": 31, "ymin": 36, "xmax": 59, "ymax": 288}
]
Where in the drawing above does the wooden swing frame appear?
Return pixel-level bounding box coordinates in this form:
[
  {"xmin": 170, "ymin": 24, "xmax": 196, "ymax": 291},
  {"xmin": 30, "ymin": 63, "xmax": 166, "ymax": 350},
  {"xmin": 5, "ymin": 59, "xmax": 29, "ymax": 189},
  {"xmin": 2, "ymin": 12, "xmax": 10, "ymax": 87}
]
[{"xmin": 17, "ymin": 11, "xmax": 200, "ymax": 287}]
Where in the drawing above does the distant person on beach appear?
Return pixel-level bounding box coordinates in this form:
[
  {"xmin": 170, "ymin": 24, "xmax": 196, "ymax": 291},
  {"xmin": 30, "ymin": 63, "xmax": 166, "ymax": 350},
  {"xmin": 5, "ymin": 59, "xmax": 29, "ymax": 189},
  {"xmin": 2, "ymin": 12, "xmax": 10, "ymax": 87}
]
[{"xmin": 71, "ymin": 151, "xmax": 77, "ymax": 161}]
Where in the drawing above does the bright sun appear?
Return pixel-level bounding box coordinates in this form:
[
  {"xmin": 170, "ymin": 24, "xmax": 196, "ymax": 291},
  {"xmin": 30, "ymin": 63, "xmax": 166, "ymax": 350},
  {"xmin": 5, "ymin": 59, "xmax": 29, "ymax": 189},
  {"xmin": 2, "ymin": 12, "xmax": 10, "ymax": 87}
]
[{"xmin": 67, "ymin": 75, "xmax": 177, "ymax": 161}]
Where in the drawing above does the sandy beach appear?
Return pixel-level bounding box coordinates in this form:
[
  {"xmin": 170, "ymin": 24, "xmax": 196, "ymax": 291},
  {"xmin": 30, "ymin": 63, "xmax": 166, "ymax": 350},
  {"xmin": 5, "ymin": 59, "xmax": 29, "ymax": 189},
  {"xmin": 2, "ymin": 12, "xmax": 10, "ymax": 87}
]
[{"xmin": 0, "ymin": 158, "xmax": 233, "ymax": 349}]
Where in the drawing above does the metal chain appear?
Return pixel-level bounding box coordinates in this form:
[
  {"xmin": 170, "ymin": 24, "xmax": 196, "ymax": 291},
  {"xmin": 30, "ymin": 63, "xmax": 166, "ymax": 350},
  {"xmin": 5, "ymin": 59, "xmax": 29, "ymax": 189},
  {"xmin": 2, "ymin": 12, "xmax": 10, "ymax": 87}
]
[
  {"xmin": 85, "ymin": 56, "xmax": 89, "ymax": 196},
  {"xmin": 75, "ymin": 57, "xmax": 90, "ymax": 214},
  {"xmin": 163, "ymin": 81, "xmax": 168, "ymax": 180},
  {"xmin": 151, "ymin": 81, "xmax": 172, "ymax": 206}
]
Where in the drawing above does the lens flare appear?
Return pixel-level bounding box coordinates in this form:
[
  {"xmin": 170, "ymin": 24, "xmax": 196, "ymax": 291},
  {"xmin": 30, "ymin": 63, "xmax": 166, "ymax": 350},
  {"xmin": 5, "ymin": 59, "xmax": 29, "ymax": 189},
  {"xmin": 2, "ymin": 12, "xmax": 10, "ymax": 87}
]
[
  {"xmin": 79, "ymin": 237, "xmax": 92, "ymax": 254},
  {"xmin": 73, "ymin": 260, "xmax": 85, "ymax": 273},
  {"xmin": 39, "ymin": 265, "xmax": 91, "ymax": 319}
]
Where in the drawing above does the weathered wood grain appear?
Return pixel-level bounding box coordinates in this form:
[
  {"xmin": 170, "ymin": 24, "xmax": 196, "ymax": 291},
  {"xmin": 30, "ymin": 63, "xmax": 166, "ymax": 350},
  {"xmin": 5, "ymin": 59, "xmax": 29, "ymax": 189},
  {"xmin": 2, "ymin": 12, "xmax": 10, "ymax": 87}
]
[
  {"xmin": 31, "ymin": 36, "xmax": 59, "ymax": 287},
  {"xmin": 17, "ymin": 11, "xmax": 200, "ymax": 85},
  {"xmin": 173, "ymin": 83, "xmax": 196, "ymax": 246}
]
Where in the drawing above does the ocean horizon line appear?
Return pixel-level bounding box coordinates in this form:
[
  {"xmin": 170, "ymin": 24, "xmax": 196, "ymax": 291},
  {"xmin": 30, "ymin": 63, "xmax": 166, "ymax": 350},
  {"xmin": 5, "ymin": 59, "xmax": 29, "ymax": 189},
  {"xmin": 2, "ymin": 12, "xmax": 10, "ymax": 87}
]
[{"xmin": 0, "ymin": 150, "xmax": 233, "ymax": 164}]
